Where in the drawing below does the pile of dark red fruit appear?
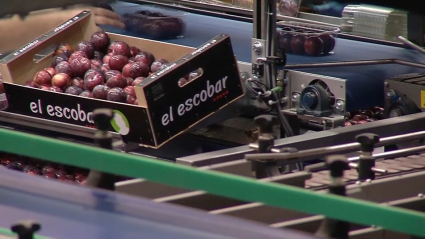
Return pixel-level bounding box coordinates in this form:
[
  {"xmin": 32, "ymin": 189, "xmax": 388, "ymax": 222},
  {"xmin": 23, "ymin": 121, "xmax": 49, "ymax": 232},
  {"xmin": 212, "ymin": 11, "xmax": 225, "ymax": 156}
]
[
  {"xmin": 0, "ymin": 153, "xmax": 89, "ymax": 185},
  {"xmin": 25, "ymin": 31, "xmax": 171, "ymax": 105},
  {"xmin": 122, "ymin": 10, "xmax": 185, "ymax": 39},
  {"xmin": 277, "ymin": 27, "xmax": 336, "ymax": 56},
  {"xmin": 344, "ymin": 107, "xmax": 384, "ymax": 127},
  {"xmin": 0, "ymin": 153, "xmax": 131, "ymax": 185}
]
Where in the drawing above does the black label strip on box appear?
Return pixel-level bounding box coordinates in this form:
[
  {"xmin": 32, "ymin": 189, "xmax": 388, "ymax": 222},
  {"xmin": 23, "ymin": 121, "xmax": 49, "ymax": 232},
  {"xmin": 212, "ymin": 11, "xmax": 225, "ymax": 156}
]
[
  {"xmin": 3, "ymin": 83, "xmax": 156, "ymax": 147},
  {"xmin": 0, "ymin": 11, "xmax": 91, "ymax": 63},
  {"xmin": 142, "ymin": 35, "xmax": 244, "ymax": 145}
]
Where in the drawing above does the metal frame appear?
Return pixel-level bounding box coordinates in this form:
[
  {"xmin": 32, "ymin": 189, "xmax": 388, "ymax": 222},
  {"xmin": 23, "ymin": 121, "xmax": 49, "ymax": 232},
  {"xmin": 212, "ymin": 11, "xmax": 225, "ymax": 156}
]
[
  {"xmin": 2, "ymin": 127, "xmax": 425, "ymax": 237},
  {"xmin": 177, "ymin": 112, "xmax": 425, "ymax": 166},
  {"xmin": 122, "ymin": 0, "xmax": 408, "ymax": 48}
]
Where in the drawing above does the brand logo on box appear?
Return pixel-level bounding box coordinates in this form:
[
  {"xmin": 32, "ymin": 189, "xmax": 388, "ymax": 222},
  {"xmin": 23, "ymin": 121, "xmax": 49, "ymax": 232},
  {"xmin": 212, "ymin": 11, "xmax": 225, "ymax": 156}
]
[
  {"xmin": 111, "ymin": 110, "xmax": 130, "ymax": 135},
  {"xmin": 161, "ymin": 76, "xmax": 228, "ymax": 126}
]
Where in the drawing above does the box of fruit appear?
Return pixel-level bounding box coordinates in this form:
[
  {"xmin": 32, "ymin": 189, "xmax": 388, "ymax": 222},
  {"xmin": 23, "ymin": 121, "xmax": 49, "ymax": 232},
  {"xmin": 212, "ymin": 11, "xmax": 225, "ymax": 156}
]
[{"xmin": 0, "ymin": 11, "xmax": 244, "ymax": 148}]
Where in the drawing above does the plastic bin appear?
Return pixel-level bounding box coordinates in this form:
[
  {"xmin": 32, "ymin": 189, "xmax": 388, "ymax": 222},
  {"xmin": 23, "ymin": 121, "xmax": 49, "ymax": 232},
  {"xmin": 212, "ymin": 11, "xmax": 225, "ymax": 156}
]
[{"xmin": 276, "ymin": 21, "xmax": 340, "ymax": 56}]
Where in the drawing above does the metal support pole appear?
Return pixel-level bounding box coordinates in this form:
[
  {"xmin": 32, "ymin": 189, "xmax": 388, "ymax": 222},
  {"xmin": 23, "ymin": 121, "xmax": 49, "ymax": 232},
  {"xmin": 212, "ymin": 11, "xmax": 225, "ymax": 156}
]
[
  {"xmin": 315, "ymin": 155, "xmax": 350, "ymax": 239},
  {"xmin": 85, "ymin": 109, "xmax": 116, "ymax": 191}
]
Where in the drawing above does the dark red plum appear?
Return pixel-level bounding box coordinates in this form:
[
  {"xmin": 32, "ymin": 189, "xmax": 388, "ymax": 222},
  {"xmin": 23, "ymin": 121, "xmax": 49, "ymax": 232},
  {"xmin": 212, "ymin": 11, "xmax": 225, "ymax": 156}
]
[
  {"xmin": 122, "ymin": 62, "xmax": 149, "ymax": 78},
  {"xmin": 188, "ymin": 72, "xmax": 200, "ymax": 81},
  {"xmin": 7, "ymin": 162, "xmax": 23, "ymax": 171},
  {"xmin": 23, "ymin": 165, "xmax": 40, "ymax": 175},
  {"xmin": 39, "ymin": 84, "xmax": 51, "ymax": 91},
  {"xmin": 75, "ymin": 174, "xmax": 87, "ymax": 184},
  {"xmin": 70, "ymin": 57, "xmax": 91, "ymax": 77},
  {"xmin": 142, "ymin": 51, "xmax": 155, "ymax": 64},
  {"xmin": 304, "ymin": 36, "xmax": 324, "ymax": 56},
  {"xmin": 319, "ymin": 34, "xmax": 336, "ymax": 54},
  {"xmin": 44, "ymin": 172, "xmax": 56, "ymax": 179},
  {"xmin": 34, "ymin": 70, "xmax": 52, "ymax": 85},
  {"xmin": 107, "ymin": 87, "xmax": 127, "ymax": 102},
  {"xmin": 132, "ymin": 77, "xmax": 145, "ymax": 86},
  {"xmin": 55, "ymin": 169, "xmax": 67, "ymax": 178},
  {"xmin": 128, "ymin": 57, "xmax": 135, "ymax": 63},
  {"xmin": 157, "ymin": 59, "xmax": 168, "ymax": 64},
  {"xmin": 92, "ymin": 85, "xmax": 110, "ymax": 100},
  {"xmin": 109, "ymin": 41, "xmax": 131, "ymax": 57},
  {"xmin": 91, "ymin": 59, "xmax": 103, "ymax": 69},
  {"xmin": 133, "ymin": 54, "xmax": 150, "ymax": 65},
  {"xmin": 279, "ymin": 32, "xmax": 293, "ymax": 53},
  {"xmin": 0, "ymin": 157, "xmax": 12, "ymax": 166},
  {"xmin": 105, "ymin": 70, "xmax": 121, "ymax": 81},
  {"xmin": 103, "ymin": 53, "xmax": 112, "ymax": 64},
  {"xmin": 90, "ymin": 31, "xmax": 111, "ymax": 52},
  {"xmin": 79, "ymin": 90, "xmax": 93, "ymax": 98},
  {"xmin": 126, "ymin": 77, "xmax": 134, "ymax": 86},
  {"xmin": 58, "ymin": 175, "xmax": 72, "ymax": 182},
  {"xmin": 84, "ymin": 69, "xmax": 105, "ymax": 91},
  {"xmin": 66, "ymin": 174, "xmax": 75, "ymax": 181},
  {"xmin": 50, "ymin": 86, "xmax": 63, "ymax": 93},
  {"xmin": 130, "ymin": 46, "xmax": 141, "ymax": 56},
  {"xmin": 178, "ymin": 78, "xmax": 188, "ymax": 87},
  {"xmin": 25, "ymin": 79, "xmax": 39, "ymax": 88},
  {"xmin": 101, "ymin": 64, "xmax": 110, "ymax": 72},
  {"xmin": 51, "ymin": 54, "xmax": 69, "ymax": 68},
  {"xmin": 126, "ymin": 95, "xmax": 136, "ymax": 104},
  {"xmin": 42, "ymin": 165, "xmax": 55, "ymax": 174},
  {"xmin": 106, "ymin": 73, "xmax": 127, "ymax": 88},
  {"xmin": 108, "ymin": 55, "xmax": 129, "ymax": 71},
  {"xmin": 44, "ymin": 67, "xmax": 56, "ymax": 77},
  {"xmin": 290, "ymin": 35, "xmax": 306, "ymax": 55},
  {"xmin": 69, "ymin": 51, "xmax": 88, "ymax": 62},
  {"xmin": 51, "ymin": 73, "xmax": 71, "ymax": 89},
  {"xmin": 150, "ymin": 60, "xmax": 168, "ymax": 73},
  {"xmin": 54, "ymin": 43, "xmax": 73, "ymax": 57},
  {"xmin": 123, "ymin": 86, "xmax": 136, "ymax": 97},
  {"xmin": 134, "ymin": 51, "xmax": 155, "ymax": 66},
  {"xmin": 65, "ymin": 86, "xmax": 83, "ymax": 95},
  {"xmin": 55, "ymin": 61, "xmax": 73, "ymax": 77},
  {"xmin": 77, "ymin": 41, "xmax": 95, "ymax": 59},
  {"xmin": 71, "ymin": 77, "xmax": 84, "ymax": 89}
]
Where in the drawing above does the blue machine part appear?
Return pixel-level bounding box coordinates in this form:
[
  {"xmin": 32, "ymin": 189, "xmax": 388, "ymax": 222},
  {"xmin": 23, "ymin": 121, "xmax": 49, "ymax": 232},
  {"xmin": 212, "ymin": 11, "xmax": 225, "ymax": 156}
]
[
  {"xmin": 0, "ymin": 167, "xmax": 318, "ymax": 239},
  {"xmin": 302, "ymin": 92, "xmax": 317, "ymax": 108},
  {"xmin": 106, "ymin": 2, "xmax": 425, "ymax": 110}
]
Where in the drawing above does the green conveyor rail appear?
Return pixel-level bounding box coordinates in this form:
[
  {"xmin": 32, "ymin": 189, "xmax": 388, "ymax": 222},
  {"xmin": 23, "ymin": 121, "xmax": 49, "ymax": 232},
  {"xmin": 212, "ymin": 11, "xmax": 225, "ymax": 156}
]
[
  {"xmin": 0, "ymin": 228, "xmax": 51, "ymax": 239},
  {"xmin": 0, "ymin": 128, "xmax": 425, "ymax": 237}
]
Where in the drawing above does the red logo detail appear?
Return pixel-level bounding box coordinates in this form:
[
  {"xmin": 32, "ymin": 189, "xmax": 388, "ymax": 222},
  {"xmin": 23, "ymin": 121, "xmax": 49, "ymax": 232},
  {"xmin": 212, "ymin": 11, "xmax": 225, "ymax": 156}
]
[{"xmin": 213, "ymin": 90, "xmax": 229, "ymax": 101}]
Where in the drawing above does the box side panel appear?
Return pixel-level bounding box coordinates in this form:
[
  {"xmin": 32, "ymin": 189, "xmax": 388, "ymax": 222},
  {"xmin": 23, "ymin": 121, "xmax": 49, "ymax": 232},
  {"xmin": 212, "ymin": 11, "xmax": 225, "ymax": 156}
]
[
  {"xmin": 3, "ymin": 83, "xmax": 156, "ymax": 147},
  {"xmin": 142, "ymin": 35, "xmax": 244, "ymax": 145}
]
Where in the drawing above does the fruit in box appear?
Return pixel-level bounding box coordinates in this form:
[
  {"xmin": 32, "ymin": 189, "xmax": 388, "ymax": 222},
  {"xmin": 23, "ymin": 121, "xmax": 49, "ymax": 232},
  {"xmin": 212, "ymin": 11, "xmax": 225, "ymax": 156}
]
[{"xmin": 77, "ymin": 41, "xmax": 95, "ymax": 59}]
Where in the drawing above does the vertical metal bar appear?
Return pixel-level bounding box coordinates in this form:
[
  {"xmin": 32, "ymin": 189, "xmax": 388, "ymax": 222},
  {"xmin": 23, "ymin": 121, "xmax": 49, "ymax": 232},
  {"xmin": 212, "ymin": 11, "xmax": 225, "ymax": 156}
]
[
  {"xmin": 266, "ymin": 0, "xmax": 278, "ymax": 89},
  {"xmin": 252, "ymin": 0, "xmax": 262, "ymax": 39}
]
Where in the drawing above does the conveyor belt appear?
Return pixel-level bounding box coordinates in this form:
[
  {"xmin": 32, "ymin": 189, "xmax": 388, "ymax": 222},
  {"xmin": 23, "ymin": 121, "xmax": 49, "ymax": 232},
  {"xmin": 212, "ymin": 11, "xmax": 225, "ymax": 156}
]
[
  {"xmin": 103, "ymin": 1, "xmax": 425, "ymax": 112},
  {"xmin": 109, "ymin": 2, "xmax": 425, "ymax": 79},
  {"xmin": 0, "ymin": 167, "xmax": 318, "ymax": 239}
]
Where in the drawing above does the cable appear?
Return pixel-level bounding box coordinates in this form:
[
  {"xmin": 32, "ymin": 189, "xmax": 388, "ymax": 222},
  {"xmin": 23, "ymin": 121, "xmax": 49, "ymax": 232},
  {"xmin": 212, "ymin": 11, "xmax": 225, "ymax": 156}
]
[{"xmin": 274, "ymin": 92, "xmax": 295, "ymax": 137}]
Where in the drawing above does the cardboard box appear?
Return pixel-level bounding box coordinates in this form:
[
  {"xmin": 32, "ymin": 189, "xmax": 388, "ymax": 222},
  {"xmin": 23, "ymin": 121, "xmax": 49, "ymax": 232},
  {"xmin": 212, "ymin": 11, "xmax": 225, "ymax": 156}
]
[{"xmin": 0, "ymin": 11, "xmax": 245, "ymax": 148}]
